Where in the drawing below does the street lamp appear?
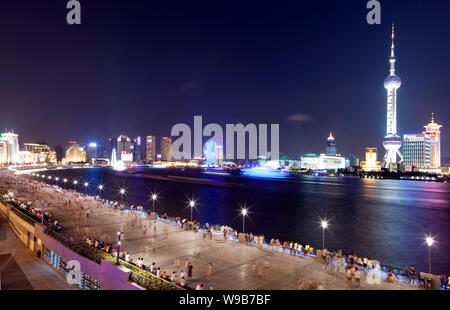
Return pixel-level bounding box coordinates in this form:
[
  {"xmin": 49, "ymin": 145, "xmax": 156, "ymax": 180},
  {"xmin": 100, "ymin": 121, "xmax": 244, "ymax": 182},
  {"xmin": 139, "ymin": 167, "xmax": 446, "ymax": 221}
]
[
  {"xmin": 116, "ymin": 231, "xmax": 121, "ymax": 265},
  {"xmin": 241, "ymin": 208, "xmax": 248, "ymax": 233},
  {"xmin": 73, "ymin": 180, "xmax": 78, "ymax": 191},
  {"xmin": 151, "ymin": 194, "xmax": 157, "ymax": 213},
  {"xmin": 63, "ymin": 178, "xmax": 68, "ymax": 189},
  {"xmin": 119, "ymin": 188, "xmax": 125, "ymax": 205},
  {"xmin": 425, "ymin": 237, "xmax": 434, "ymax": 274},
  {"xmin": 84, "ymin": 182, "xmax": 89, "ymax": 195},
  {"xmin": 321, "ymin": 220, "xmax": 328, "ymax": 250},
  {"xmin": 189, "ymin": 200, "xmax": 195, "ymax": 222},
  {"xmin": 98, "ymin": 184, "xmax": 104, "ymax": 198}
]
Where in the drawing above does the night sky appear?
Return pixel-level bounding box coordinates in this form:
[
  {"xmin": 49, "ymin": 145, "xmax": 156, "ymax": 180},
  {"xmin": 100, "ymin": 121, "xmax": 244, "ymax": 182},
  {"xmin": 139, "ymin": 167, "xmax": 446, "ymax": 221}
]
[{"xmin": 1, "ymin": 0, "xmax": 449, "ymax": 160}]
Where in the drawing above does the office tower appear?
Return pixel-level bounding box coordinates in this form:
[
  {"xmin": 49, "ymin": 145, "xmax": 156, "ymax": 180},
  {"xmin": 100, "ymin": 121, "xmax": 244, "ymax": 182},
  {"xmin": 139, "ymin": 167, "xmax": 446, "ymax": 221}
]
[
  {"xmin": 86, "ymin": 142, "xmax": 98, "ymax": 162},
  {"xmin": 116, "ymin": 135, "xmax": 132, "ymax": 161},
  {"xmin": 54, "ymin": 145, "xmax": 64, "ymax": 162},
  {"xmin": 133, "ymin": 136, "xmax": 142, "ymax": 162},
  {"xmin": 161, "ymin": 137, "xmax": 172, "ymax": 161},
  {"xmin": 325, "ymin": 132, "xmax": 337, "ymax": 156},
  {"xmin": 361, "ymin": 147, "xmax": 382, "ymax": 172},
  {"xmin": 402, "ymin": 134, "xmax": 431, "ymax": 168},
  {"xmin": 204, "ymin": 140, "xmax": 217, "ymax": 165},
  {"xmin": 216, "ymin": 145, "xmax": 224, "ymax": 166},
  {"xmin": 0, "ymin": 131, "xmax": 19, "ymax": 164},
  {"xmin": 65, "ymin": 143, "xmax": 86, "ymax": 162},
  {"xmin": 423, "ymin": 113, "xmax": 442, "ymax": 168},
  {"xmin": 382, "ymin": 24, "xmax": 403, "ymax": 167},
  {"xmin": 146, "ymin": 136, "xmax": 156, "ymax": 162}
]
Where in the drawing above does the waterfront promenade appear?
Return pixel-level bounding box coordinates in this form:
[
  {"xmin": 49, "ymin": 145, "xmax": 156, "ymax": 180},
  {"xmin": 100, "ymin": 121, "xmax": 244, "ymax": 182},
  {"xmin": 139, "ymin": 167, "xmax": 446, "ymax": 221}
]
[
  {"xmin": 1, "ymin": 173, "xmax": 422, "ymax": 290},
  {"xmin": 0, "ymin": 217, "xmax": 76, "ymax": 290}
]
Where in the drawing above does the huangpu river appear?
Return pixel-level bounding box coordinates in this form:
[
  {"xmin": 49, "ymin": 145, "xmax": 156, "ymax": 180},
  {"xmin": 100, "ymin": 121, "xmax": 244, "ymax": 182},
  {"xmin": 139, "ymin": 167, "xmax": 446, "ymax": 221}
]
[{"xmin": 45, "ymin": 167, "xmax": 450, "ymax": 275}]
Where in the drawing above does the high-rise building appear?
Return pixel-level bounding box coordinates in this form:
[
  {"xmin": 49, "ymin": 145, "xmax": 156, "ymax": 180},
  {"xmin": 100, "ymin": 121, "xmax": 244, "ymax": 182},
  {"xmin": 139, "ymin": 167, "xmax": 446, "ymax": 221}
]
[
  {"xmin": 133, "ymin": 136, "xmax": 143, "ymax": 162},
  {"xmin": 0, "ymin": 131, "xmax": 19, "ymax": 164},
  {"xmin": 146, "ymin": 136, "xmax": 156, "ymax": 162},
  {"xmin": 117, "ymin": 135, "xmax": 132, "ymax": 161},
  {"xmin": 361, "ymin": 147, "xmax": 382, "ymax": 172},
  {"xmin": 325, "ymin": 132, "xmax": 337, "ymax": 156},
  {"xmin": 86, "ymin": 142, "xmax": 98, "ymax": 162},
  {"xmin": 161, "ymin": 137, "xmax": 172, "ymax": 161},
  {"xmin": 216, "ymin": 145, "xmax": 224, "ymax": 166},
  {"xmin": 204, "ymin": 140, "xmax": 217, "ymax": 165},
  {"xmin": 65, "ymin": 142, "xmax": 86, "ymax": 163},
  {"xmin": 423, "ymin": 113, "xmax": 442, "ymax": 168},
  {"xmin": 382, "ymin": 24, "xmax": 403, "ymax": 168},
  {"xmin": 54, "ymin": 145, "xmax": 64, "ymax": 162},
  {"xmin": 403, "ymin": 134, "xmax": 431, "ymax": 168}
]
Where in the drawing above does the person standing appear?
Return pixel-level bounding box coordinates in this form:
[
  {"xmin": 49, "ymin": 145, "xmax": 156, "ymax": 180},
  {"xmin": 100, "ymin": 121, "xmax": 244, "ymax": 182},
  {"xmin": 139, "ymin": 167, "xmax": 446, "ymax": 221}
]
[
  {"xmin": 187, "ymin": 262, "xmax": 193, "ymax": 279},
  {"xmin": 409, "ymin": 266, "xmax": 416, "ymax": 285},
  {"xmin": 206, "ymin": 263, "xmax": 212, "ymax": 280},
  {"xmin": 354, "ymin": 267, "xmax": 361, "ymax": 288}
]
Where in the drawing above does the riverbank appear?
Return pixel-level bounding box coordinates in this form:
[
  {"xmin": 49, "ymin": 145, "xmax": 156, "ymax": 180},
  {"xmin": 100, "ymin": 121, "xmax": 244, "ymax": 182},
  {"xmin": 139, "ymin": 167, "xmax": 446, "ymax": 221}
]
[{"xmin": 1, "ymin": 170, "xmax": 432, "ymax": 290}]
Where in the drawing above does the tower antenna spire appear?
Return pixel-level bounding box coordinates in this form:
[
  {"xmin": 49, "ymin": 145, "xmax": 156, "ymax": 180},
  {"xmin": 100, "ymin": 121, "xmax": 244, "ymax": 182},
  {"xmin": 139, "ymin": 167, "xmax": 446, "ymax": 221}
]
[{"xmin": 390, "ymin": 23, "xmax": 396, "ymax": 76}]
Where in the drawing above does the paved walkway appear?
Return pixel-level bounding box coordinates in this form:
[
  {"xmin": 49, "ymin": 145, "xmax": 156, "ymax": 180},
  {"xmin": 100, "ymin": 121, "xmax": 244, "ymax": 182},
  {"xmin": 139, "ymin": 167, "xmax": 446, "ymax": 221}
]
[
  {"xmin": 0, "ymin": 217, "xmax": 76, "ymax": 290},
  {"xmin": 1, "ymin": 173, "xmax": 421, "ymax": 290}
]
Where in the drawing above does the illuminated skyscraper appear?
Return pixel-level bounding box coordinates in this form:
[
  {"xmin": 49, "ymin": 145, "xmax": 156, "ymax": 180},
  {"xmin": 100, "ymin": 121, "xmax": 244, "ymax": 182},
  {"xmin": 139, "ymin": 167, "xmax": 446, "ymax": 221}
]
[
  {"xmin": 423, "ymin": 113, "xmax": 442, "ymax": 168},
  {"xmin": 382, "ymin": 24, "xmax": 403, "ymax": 167},
  {"xmin": 146, "ymin": 136, "xmax": 156, "ymax": 162},
  {"xmin": 403, "ymin": 134, "xmax": 431, "ymax": 168},
  {"xmin": 361, "ymin": 147, "xmax": 382, "ymax": 172},
  {"xmin": 65, "ymin": 143, "xmax": 86, "ymax": 163},
  {"xmin": 117, "ymin": 135, "xmax": 132, "ymax": 161},
  {"xmin": 204, "ymin": 140, "xmax": 217, "ymax": 165},
  {"xmin": 0, "ymin": 131, "xmax": 19, "ymax": 164},
  {"xmin": 325, "ymin": 132, "xmax": 337, "ymax": 156},
  {"xmin": 161, "ymin": 137, "xmax": 172, "ymax": 161}
]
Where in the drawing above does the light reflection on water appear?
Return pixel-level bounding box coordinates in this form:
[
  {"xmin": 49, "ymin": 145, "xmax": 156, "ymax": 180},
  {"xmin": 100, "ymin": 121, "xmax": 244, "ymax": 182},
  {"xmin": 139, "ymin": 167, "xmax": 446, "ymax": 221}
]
[{"xmin": 45, "ymin": 168, "xmax": 450, "ymax": 275}]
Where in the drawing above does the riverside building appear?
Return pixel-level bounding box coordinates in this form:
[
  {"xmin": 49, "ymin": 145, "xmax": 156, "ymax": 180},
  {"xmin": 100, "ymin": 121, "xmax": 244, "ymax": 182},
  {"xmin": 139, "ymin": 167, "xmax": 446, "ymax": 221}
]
[
  {"xmin": 402, "ymin": 134, "xmax": 431, "ymax": 168},
  {"xmin": 423, "ymin": 113, "xmax": 442, "ymax": 168}
]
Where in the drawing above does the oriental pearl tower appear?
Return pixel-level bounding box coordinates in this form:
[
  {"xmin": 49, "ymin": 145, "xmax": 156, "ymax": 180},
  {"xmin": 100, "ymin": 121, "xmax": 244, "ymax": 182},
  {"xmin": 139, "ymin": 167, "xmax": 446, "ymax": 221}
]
[{"xmin": 382, "ymin": 23, "xmax": 403, "ymax": 167}]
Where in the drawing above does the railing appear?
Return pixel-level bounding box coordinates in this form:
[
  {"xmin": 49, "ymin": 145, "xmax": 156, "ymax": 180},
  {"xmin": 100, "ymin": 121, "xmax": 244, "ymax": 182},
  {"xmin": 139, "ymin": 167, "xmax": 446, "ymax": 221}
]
[
  {"xmin": 0, "ymin": 197, "xmax": 103, "ymax": 264},
  {"xmin": 79, "ymin": 243, "xmax": 184, "ymax": 290}
]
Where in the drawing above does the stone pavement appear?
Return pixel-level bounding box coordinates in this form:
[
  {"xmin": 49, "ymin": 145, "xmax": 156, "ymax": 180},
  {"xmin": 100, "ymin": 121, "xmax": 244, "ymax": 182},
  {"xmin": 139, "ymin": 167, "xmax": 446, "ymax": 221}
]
[
  {"xmin": 0, "ymin": 217, "xmax": 77, "ymax": 290},
  {"xmin": 1, "ymin": 174, "xmax": 421, "ymax": 290}
]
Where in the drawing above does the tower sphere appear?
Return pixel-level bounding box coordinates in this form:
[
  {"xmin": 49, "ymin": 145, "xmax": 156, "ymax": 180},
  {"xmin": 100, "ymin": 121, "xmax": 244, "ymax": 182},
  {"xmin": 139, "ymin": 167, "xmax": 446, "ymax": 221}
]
[{"xmin": 384, "ymin": 75, "xmax": 402, "ymax": 90}]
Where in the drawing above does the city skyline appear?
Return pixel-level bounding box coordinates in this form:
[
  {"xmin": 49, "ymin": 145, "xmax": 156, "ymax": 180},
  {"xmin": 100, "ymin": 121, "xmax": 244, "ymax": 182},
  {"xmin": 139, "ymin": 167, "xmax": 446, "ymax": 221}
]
[{"xmin": 1, "ymin": 1, "xmax": 449, "ymax": 159}]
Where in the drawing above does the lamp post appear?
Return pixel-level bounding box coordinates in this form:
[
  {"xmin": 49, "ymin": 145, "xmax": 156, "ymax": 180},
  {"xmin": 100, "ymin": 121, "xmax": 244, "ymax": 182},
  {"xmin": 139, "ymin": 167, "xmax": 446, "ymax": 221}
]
[
  {"xmin": 119, "ymin": 188, "xmax": 125, "ymax": 205},
  {"xmin": 241, "ymin": 208, "xmax": 248, "ymax": 233},
  {"xmin": 73, "ymin": 180, "xmax": 78, "ymax": 191},
  {"xmin": 321, "ymin": 220, "xmax": 328, "ymax": 250},
  {"xmin": 55, "ymin": 177, "xmax": 59, "ymax": 186},
  {"xmin": 63, "ymin": 178, "xmax": 68, "ymax": 189},
  {"xmin": 426, "ymin": 237, "xmax": 434, "ymax": 274},
  {"xmin": 116, "ymin": 231, "xmax": 121, "ymax": 265},
  {"xmin": 189, "ymin": 200, "xmax": 195, "ymax": 222},
  {"xmin": 98, "ymin": 185, "xmax": 104, "ymax": 198},
  {"xmin": 151, "ymin": 194, "xmax": 157, "ymax": 213},
  {"xmin": 84, "ymin": 182, "xmax": 88, "ymax": 195}
]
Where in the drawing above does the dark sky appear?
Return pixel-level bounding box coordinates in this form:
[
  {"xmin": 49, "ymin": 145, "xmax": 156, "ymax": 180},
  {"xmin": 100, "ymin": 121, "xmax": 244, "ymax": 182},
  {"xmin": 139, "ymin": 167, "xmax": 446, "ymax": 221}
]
[{"xmin": 0, "ymin": 0, "xmax": 449, "ymax": 159}]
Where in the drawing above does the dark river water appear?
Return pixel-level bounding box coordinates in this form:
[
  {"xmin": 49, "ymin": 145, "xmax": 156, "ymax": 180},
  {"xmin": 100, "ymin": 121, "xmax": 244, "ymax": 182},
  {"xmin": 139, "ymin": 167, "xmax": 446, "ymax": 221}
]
[{"xmin": 42, "ymin": 167, "xmax": 450, "ymax": 275}]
